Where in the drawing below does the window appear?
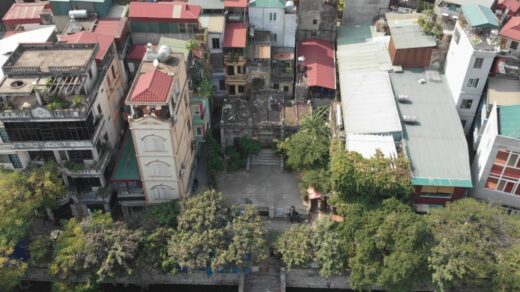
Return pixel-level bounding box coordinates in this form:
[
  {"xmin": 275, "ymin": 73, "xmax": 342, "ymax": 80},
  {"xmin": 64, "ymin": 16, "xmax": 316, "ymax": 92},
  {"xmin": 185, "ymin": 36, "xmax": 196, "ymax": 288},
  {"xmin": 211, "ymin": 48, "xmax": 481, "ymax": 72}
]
[
  {"xmin": 238, "ymin": 85, "xmax": 245, "ymax": 93},
  {"xmin": 273, "ymin": 83, "xmax": 279, "ymax": 90},
  {"xmin": 97, "ymin": 104, "xmax": 103, "ymax": 116},
  {"xmin": 453, "ymin": 28, "xmax": 460, "ymax": 44},
  {"xmin": 227, "ymin": 65, "xmax": 234, "ymax": 75},
  {"xmin": 179, "ymin": 23, "xmax": 187, "ymax": 33},
  {"xmin": 0, "ymin": 154, "xmax": 11, "ymax": 164},
  {"xmin": 460, "ymin": 99, "xmax": 473, "ymax": 109},
  {"xmin": 103, "ymin": 132, "xmax": 109, "ymax": 142},
  {"xmin": 29, "ymin": 151, "xmax": 56, "ymax": 162},
  {"xmin": 269, "ymin": 12, "xmax": 277, "ymax": 21},
  {"xmin": 310, "ymin": 31, "xmax": 317, "ymax": 37},
  {"xmin": 67, "ymin": 150, "xmax": 93, "ymax": 162},
  {"xmin": 461, "ymin": 119, "xmax": 467, "ymax": 128},
  {"xmin": 473, "ymin": 58, "xmax": 484, "ymax": 69},
  {"xmin": 147, "ymin": 161, "xmax": 170, "ymax": 177},
  {"xmin": 111, "ymin": 65, "xmax": 116, "ymax": 80},
  {"xmin": 196, "ymin": 127, "xmax": 202, "ymax": 136},
  {"xmin": 467, "ymin": 78, "xmax": 479, "ymax": 88},
  {"xmin": 511, "ymin": 41, "xmax": 518, "ymax": 50},
  {"xmin": 485, "ymin": 149, "xmax": 520, "ymax": 195},
  {"xmin": 192, "ymin": 105, "xmax": 201, "ymax": 116},
  {"xmin": 187, "ymin": 119, "xmax": 191, "ymax": 132},
  {"xmin": 219, "ymin": 80, "xmax": 226, "ymax": 90},
  {"xmin": 273, "ymin": 33, "xmax": 277, "ymax": 42},
  {"xmin": 420, "ymin": 186, "xmax": 454, "ymax": 198},
  {"xmin": 229, "ymin": 85, "xmax": 236, "ymax": 95},
  {"xmin": 151, "ymin": 185, "xmax": 174, "ymax": 200},
  {"xmin": 283, "ymin": 86, "xmax": 289, "ymax": 93},
  {"xmin": 142, "ymin": 135, "xmax": 166, "ymax": 152},
  {"xmin": 212, "ymin": 38, "xmax": 220, "ymax": 49},
  {"xmin": 313, "ymin": 19, "xmax": 318, "ymax": 25}
]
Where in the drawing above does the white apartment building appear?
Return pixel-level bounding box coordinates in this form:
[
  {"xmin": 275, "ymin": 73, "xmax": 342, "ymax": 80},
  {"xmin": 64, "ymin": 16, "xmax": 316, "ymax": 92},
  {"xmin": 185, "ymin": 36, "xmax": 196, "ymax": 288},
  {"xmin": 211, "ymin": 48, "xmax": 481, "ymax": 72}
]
[
  {"xmin": 444, "ymin": 4, "xmax": 500, "ymax": 134},
  {"xmin": 249, "ymin": 0, "xmax": 297, "ymax": 48}
]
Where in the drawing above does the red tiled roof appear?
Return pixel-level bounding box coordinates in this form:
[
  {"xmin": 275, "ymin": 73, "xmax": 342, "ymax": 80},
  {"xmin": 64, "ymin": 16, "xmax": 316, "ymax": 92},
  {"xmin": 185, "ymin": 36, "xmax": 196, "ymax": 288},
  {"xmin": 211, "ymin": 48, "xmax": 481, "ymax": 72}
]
[
  {"xmin": 298, "ymin": 40, "xmax": 336, "ymax": 90},
  {"xmin": 500, "ymin": 16, "xmax": 520, "ymax": 41},
  {"xmin": 498, "ymin": 0, "xmax": 520, "ymax": 15},
  {"xmin": 224, "ymin": 0, "xmax": 248, "ymax": 8},
  {"xmin": 60, "ymin": 32, "xmax": 114, "ymax": 62},
  {"xmin": 129, "ymin": 2, "xmax": 201, "ymax": 22},
  {"xmin": 223, "ymin": 23, "xmax": 247, "ymax": 48},
  {"xmin": 2, "ymin": 2, "xmax": 50, "ymax": 25},
  {"xmin": 94, "ymin": 18, "xmax": 128, "ymax": 39},
  {"xmin": 127, "ymin": 44, "xmax": 150, "ymax": 60},
  {"xmin": 131, "ymin": 69, "xmax": 173, "ymax": 103}
]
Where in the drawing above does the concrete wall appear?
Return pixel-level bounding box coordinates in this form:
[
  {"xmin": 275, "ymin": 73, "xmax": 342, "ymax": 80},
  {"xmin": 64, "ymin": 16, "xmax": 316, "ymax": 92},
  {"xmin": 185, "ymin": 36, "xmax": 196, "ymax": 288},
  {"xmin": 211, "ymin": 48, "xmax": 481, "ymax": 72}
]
[
  {"xmin": 471, "ymin": 105, "xmax": 520, "ymax": 208},
  {"xmin": 283, "ymin": 14, "xmax": 297, "ymax": 48},
  {"xmin": 444, "ymin": 22, "xmax": 497, "ymax": 133},
  {"xmin": 342, "ymin": 0, "xmax": 390, "ymax": 24},
  {"xmin": 249, "ymin": 7, "xmax": 295, "ymax": 48},
  {"xmin": 297, "ymin": 0, "xmax": 337, "ymax": 42}
]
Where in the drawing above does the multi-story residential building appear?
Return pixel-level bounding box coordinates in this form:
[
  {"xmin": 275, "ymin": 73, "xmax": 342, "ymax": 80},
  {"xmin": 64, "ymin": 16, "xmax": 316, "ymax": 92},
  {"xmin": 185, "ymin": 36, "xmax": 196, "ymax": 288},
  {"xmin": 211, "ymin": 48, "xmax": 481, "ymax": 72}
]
[
  {"xmin": 248, "ymin": 0, "xmax": 297, "ymax": 93},
  {"xmin": 390, "ymin": 69, "xmax": 473, "ymax": 212},
  {"xmin": 119, "ymin": 45, "xmax": 196, "ymax": 213},
  {"xmin": 342, "ymin": 0, "xmax": 389, "ymax": 24},
  {"xmin": 128, "ymin": 1, "xmax": 202, "ymax": 44},
  {"xmin": 471, "ymin": 104, "xmax": 520, "ymax": 212},
  {"xmin": 297, "ymin": 0, "xmax": 337, "ymax": 42},
  {"xmin": 2, "ymin": 1, "xmax": 51, "ymax": 31},
  {"xmin": 444, "ymin": 4, "xmax": 500, "ymax": 134},
  {"xmin": 223, "ymin": 22, "xmax": 248, "ymax": 97},
  {"xmin": 500, "ymin": 15, "xmax": 520, "ymax": 53},
  {"xmin": 0, "ymin": 43, "xmax": 125, "ymax": 215}
]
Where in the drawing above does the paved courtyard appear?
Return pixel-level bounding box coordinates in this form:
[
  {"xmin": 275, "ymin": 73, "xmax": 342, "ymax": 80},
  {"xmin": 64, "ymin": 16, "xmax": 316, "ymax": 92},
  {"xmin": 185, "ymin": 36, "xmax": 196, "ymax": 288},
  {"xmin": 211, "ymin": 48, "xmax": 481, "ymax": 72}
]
[{"xmin": 217, "ymin": 165, "xmax": 305, "ymax": 213}]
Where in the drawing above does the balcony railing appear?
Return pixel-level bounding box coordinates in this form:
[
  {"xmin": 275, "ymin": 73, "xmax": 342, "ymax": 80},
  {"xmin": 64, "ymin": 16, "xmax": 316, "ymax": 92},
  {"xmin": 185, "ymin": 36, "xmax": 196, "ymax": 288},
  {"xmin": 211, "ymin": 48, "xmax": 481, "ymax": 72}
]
[
  {"xmin": 60, "ymin": 149, "xmax": 111, "ymax": 177},
  {"xmin": 224, "ymin": 54, "xmax": 246, "ymax": 64},
  {"xmin": 226, "ymin": 74, "xmax": 247, "ymax": 82}
]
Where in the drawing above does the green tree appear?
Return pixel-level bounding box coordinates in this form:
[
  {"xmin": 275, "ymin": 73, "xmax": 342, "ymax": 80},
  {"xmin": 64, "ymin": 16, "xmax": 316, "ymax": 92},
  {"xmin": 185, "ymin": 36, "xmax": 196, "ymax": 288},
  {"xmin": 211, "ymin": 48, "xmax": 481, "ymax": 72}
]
[
  {"xmin": 167, "ymin": 191, "xmax": 266, "ymax": 272},
  {"xmin": 0, "ymin": 258, "xmax": 27, "ymax": 292},
  {"xmin": 239, "ymin": 135, "xmax": 261, "ymax": 157},
  {"xmin": 427, "ymin": 199, "xmax": 520, "ymax": 291},
  {"xmin": 300, "ymin": 167, "xmax": 331, "ymax": 199},
  {"xmin": 336, "ymin": 199, "xmax": 433, "ymax": 291},
  {"xmin": 143, "ymin": 199, "xmax": 180, "ymax": 228},
  {"xmin": 330, "ymin": 140, "xmax": 413, "ymax": 205},
  {"xmin": 50, "ymin": 212, "xmax": 143, "ymax": 291},
  {"xmin": 207, "ymin": 133, "xmax": 224, "ymax": 174},
  {"xmin": 277, "ymin": 108, "xmax": 330, "ymax": 171},
  {"xmin": 275, "ymin": 217, "xmax": 347, "ymax": 277}
]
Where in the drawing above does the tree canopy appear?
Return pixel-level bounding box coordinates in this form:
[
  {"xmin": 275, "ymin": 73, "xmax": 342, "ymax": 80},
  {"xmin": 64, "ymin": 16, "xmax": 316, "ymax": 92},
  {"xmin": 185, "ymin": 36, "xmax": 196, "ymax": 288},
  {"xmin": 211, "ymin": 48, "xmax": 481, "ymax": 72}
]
[
  {"xmin": 50, "ymin": 212, "xmax": 143, "ymax": 291},
  {"xmin": 330, "ymin": 140, "xmax": 413, "ymax": 205},
  {"xmin": 167, "ymin": 190, "xmax": 266, "ymax": 273},
  {"xmin": 427, "ymin": 199, "xmax": 520, "ymax": 291}
]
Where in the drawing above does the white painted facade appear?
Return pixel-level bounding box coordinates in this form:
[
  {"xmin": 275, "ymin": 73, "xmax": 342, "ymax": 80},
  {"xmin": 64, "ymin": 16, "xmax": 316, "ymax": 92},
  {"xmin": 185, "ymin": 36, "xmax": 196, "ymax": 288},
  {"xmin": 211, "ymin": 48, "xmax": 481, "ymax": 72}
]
[
  {"xmin": 444, "ymin": 21, "xmax": 498, "ymax": 134},
  {"xmin": 471, "ymin": 105, "xmax": 520, "ymax": 209},
  {"xmin": 249, "ymin": 6, "xmax": 296, "ymax": 48}
]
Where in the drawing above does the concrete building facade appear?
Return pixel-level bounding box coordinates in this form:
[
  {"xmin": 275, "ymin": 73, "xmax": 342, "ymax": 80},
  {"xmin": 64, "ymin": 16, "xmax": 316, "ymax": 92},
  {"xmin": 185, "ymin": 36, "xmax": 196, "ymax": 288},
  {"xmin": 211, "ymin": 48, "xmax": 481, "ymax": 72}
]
[
  {"xmin": 444, "ymin": 4, "xmax": 499, "ymax": 134},
  {"xmin": 296, "ymin": 0, "xmax": 337, "ymax": 42}
]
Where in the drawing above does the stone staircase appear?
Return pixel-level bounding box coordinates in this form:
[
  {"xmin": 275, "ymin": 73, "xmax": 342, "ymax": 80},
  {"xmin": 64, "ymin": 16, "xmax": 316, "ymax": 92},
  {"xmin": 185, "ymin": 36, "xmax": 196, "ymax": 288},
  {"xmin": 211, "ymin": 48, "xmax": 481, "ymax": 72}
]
[
  {"xmin": 244, "ymin": 258, "xmax": 282, "ymax": 292},
  {"xmin": 252, "ymin": 149, "xmax": 280, "ymax": 166}
]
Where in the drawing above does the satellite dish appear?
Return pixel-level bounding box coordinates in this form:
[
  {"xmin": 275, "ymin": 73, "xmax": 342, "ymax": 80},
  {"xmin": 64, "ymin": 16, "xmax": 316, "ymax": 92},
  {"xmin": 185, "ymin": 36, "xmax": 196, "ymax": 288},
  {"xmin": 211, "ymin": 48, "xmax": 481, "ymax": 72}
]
[
  {"xmin": 153, "ymin": 59, "xmax": 159, "ymax": 67},
  {"xmin": 298, "ymin": 56, "xmax": 305, "ymax": 62}
]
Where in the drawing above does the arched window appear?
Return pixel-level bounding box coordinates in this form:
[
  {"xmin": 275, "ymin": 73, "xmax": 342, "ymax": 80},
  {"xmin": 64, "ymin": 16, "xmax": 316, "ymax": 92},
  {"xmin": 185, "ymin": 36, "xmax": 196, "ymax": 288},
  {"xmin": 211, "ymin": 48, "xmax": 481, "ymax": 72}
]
[
  {"xmin": 142, "ymin": 134, "xmax": 166, "ymax": 152},
  {"xmin": 146, "ymin": 160, "xmax": 170, "ymax": 177},
  {"xmin": 150, "ymin": 185, "xmax": 174, "ymax": 200}
]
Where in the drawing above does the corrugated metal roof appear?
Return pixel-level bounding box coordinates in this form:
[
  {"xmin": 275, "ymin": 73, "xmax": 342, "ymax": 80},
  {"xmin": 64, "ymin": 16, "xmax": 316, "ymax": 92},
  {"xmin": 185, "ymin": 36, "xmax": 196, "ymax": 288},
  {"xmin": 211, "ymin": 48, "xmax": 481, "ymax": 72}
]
[
  {"xmin": 337, "ymin": 24, "xmax": 401, "ymax": 136},
  {"xmin": 500, "ymin": 16, "xmax": 520, "ymax": 41},
  {"xmin": 111, "ymin": 132, "xmax": 140, "ymax": 182},
  {"xmin": 390, "ymin": 69, "xmax": 472, "ymax": 188},
  {"xmin": 461, "ymin": 4, "xmax": 499, "ymax": 28},
  {"xmin": 199, "ymin": 15, "xmax": 225, "ymax": 33},
  {"xmin": 386, "ymin": 13, "xmax": 437, "ymax": 49},
  {"xmin": 129, "ymin": 2, "xmax": 201, "ymax": 22},
  {"xmin": 249, "ymin": 0, "xmax": 285, "ymax": 8},
  {"xmin": 224, "ymin": 0, "xmax": 248, "ymax": 8},
  {"xmin": 223, "ymin": 22, "xmax": 247, "ymax": 48},
  {"xmin": 60, "ymin": 31, "xmax": 113, "ymax": 62},
  {"xmin": 298, "ymin": 39, "xmax": 336, "ymax": 90},
  {"xmin": 346, "ymin": 134, "xmax": 398, "ymax": 159},
  {"xmin": 188, "ymin": 0, "xmax": 225, "ymax": 10},
  {"xmin": 94, "ymin": 18, "xmax": 127, "ymax": 39},
  {"xmin": 499, "ymin": 105, "xmax": 520, "ymax": 139},
  {"xmin": 445, "ymin": 0, "xmax": 496, "ymax": 8},
  {"xmin": 2, "ymin": 2, "xmax": 49, "ymax": 22}
]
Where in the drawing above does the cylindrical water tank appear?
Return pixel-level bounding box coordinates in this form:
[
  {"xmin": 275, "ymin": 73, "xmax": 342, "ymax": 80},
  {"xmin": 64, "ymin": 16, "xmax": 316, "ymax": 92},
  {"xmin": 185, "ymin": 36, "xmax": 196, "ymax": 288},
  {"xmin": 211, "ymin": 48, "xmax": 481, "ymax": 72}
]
[
  {"xmin": 157, "ymin": 45, "xmax": 172, "ymax": 62},
  {"xmin": 69, "ymin": 10, "xmax": 88, "ymax": 19}
]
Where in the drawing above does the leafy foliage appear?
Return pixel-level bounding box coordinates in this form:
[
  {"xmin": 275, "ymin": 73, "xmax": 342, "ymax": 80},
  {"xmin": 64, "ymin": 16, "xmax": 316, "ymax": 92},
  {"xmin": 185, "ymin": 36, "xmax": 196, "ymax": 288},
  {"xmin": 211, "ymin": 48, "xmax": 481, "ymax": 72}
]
[
  {"xmin": 277, "ymin": 107, "xmax": 330, "ymax": 170},
  {"xmin": 28, "ymin": 235, "xmax": 52, "ymax": 265},
  {"xmin": 0, "ymin": 257, "xmax": 27, "ymax": 292},
  {"xmin": 330, "ymin": 140, "xmax": 413, "ymax": 205},
  {"xmin": 275, "ymin": 217, "xmax": 347, "ymax": 277},
  {"xmin": 427, "ymin": 199, "xmax": 520, "ymax": 291},
  {"xmin": 299, "ymin": 167, "xmax": 331, "ymax": 199},
  {"xmin": 143, "ymin": 200, "xmax": 181, "ymax": 228},
  {"xmin": 207, "ymin": 133, "xmax": 224, "ymax": 181},
  {"xmin": 50, "ymin": 212, "xmax": 143, "ymax": 290},
  {"xmin": 167, "ymin": 191, "xmax": 266, "ymax": 272}
]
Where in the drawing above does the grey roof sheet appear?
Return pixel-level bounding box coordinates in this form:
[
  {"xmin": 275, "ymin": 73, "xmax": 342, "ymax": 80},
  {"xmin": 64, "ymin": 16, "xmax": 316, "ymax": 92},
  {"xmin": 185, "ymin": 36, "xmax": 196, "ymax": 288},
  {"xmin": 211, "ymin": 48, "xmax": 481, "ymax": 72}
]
[
  {"xmin": 188, "ymin": 0, "xmax": 225, "ymax": 10},
  {"xmin": 443, "ymin": 0, "xmax": 496, "ymax": 8},
  {"xmin": 390, "ymin": 69, "xmax": 472, "ymax": 184},
  {"xmin": 386, "ymin": 13, "xmax": 437, "ymax": 49},
  {"xmin": 337, "ymin": 24, "xmax": 402, "ymax": 135}
]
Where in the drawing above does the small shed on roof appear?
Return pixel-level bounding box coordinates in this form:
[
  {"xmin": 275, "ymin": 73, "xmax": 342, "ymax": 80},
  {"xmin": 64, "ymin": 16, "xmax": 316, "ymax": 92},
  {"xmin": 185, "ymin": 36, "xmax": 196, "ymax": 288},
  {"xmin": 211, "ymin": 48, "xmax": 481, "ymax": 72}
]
[
  {"xmin": 461, "ymin": 4, "xmax": 499, "ymax": 28},
  {"xmin": 386, "ymin": 13, "xmax": 437, "ymax": 68}
]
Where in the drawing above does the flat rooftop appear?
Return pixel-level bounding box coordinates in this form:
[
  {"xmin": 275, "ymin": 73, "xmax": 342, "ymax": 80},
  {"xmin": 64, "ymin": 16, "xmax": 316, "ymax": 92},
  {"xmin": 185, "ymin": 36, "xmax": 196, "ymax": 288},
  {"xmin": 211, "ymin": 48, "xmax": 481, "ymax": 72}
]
[
  {"xmin": 390, "ymin": 69, "xmax": 472, "ymax": 188},
  {"xmin": 487, "ymin": 77, "xmax": 520, "ymax": 106},
  {"xmin": 499, "ymin": 105, "xmax": 520, "ymax": 139},
  {"xmin": 386, "ymin": 13, "xmax": 437, "ymax": 49},
  {"xmin": 3, "ymin": 44, "xmax": 97, "ymax": 74},
  {"xmin": 337, "ymin": 24, "xmax": 401, "ymax": 136}
]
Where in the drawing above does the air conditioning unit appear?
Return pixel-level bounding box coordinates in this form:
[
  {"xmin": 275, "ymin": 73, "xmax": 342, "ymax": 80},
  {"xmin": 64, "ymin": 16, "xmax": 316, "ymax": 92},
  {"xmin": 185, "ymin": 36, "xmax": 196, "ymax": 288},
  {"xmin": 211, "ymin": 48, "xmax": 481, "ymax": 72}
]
[
  {"xmin": 403, "ymin": 115, "xmax": 418, "ymax": 124},
  {"xmin": 397, "ymin": 94, "xmax": 411, "ymax": 103}
]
